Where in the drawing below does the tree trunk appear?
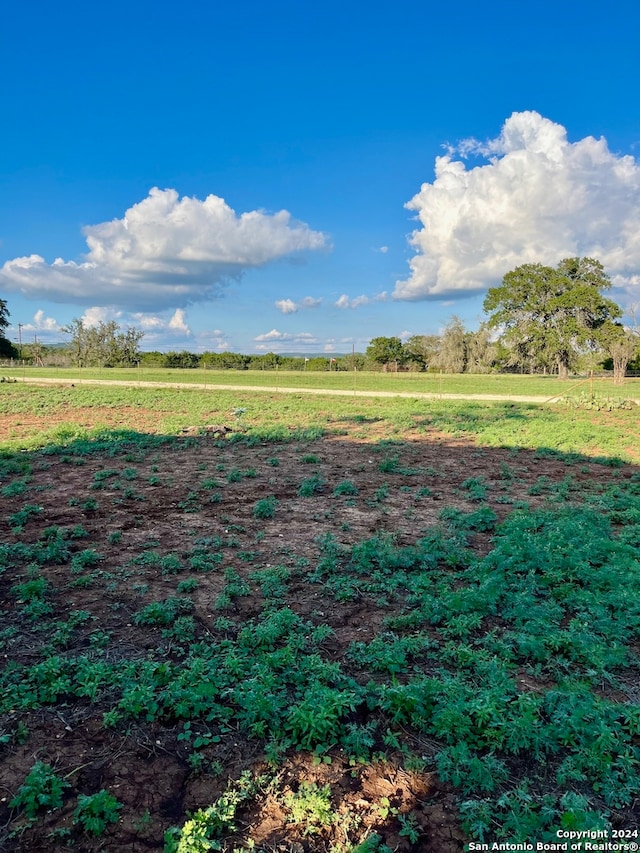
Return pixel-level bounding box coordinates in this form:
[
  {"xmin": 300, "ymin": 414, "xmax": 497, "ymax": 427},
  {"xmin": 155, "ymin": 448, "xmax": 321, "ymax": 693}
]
[{"xmin": 612, "ymin": 355, "xmax": 628, "ymax": 385}]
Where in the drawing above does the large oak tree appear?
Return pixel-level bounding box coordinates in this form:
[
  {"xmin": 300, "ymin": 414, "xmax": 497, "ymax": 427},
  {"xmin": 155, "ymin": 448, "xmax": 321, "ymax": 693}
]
[{"xmin": 483, "ymin": 258, "xmax": 622, "ymax": 378}]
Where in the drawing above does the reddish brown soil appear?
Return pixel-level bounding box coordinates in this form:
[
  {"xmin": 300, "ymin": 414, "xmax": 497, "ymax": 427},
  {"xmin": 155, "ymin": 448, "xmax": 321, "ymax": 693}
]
[{"xmin": 0, "ymin": 410, "xmax": 636, "ymax": 852}]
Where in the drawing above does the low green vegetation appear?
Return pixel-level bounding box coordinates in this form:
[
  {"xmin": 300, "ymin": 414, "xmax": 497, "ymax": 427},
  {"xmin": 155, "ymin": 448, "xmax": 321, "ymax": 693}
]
[{"xmin": 0, "ymin": 383, "xmax": 638, "ymax": 849}]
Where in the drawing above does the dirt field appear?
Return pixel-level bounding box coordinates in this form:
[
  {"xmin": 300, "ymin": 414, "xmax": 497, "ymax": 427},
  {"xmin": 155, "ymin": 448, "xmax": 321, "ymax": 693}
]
[{"xmin": 1, "ymin": 406, "xmax": 638, "ymax": 852}]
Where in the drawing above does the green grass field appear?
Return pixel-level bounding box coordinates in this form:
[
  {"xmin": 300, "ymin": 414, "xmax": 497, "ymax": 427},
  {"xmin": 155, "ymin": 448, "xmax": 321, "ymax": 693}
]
[
  {"xmin": 0, "ymin": 381, "xmax": 638, "ymax": 462},
  {"xmin": 3, "ymin": 364, "xmax": 640, "ymax": 399}
]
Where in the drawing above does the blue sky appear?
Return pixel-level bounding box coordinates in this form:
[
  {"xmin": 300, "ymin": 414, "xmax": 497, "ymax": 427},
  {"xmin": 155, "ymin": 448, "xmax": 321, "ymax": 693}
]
[{"xmin": 1, "ymin": 0, "xmax": 639, "ymax": 354}]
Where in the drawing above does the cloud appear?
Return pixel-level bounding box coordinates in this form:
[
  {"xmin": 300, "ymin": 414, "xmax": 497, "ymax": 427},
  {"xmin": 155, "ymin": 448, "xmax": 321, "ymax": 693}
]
[
  {"xmin": 0, "ymin": 188, "xmax": 328, "ymax": 311},
  {"xmin": 168, "ymin": 309, "xmax": 191, "ymax": 335},
  {"xmin": 395, "ymin": 111, "xmax": 640, "ymax": 303},
  {"xmin": 274, "ymin": 296, "xmax": 322, "ymax": 314},
  {"xmin": 81, "ymin": 306, "xmax": 122, "ymax": 327},
  {"xmin": 196, "ymin": 329, "xmax": 229, "ymax": 351},
  {"xmin": 130, "ymin": 308, "xmax": 192, "ymax": 337},
  {"xmin": 376, "ymin": 246, "xmax": 389, "ymax": 254},
  {"xmin": 275, "ymin": 299, "xmax": 298, "ymax": 314},
  {"xmin": 130, "ymin": 308, "xmax": 224, "ymax": 350},
  {"xmin": 255, "ymin": 328, "xmax": 318, "ymax": 343},
  {"xmin": 253, "ymin": 328, "xmax": 320, "ymax": 351},
  {"xmin": 10, "ymin": 310, "xmax": 61, "ymax": 343},
  {"xmin": 255, "ymin": 329, "xmax": 289, "ymax": 341},
  {"xmin": 20, "ymin": 309, "xmax": 60, "ymax": 333},
  {"xmin": 335, "ymin": 292, "xmax": 388, "ymax": 309}
]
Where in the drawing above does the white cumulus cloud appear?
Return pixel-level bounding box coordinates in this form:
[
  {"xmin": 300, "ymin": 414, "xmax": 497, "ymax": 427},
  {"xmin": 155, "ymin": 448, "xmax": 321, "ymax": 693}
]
[
  {"xmin": 395, "ymin": 111, "xmax": 640, "ymax": 303},
  {"xmin": 81, "ymin": 306, "xmax": 122, "ymax": 327},
  {"xmin": 275, "ymin": 299, "xmax": 298, "ymax": 314},
  {"xmin": 335, "ymin": 292, "xmax": 387, "ymax": 309},
  {"xmin": 274, "ymin": 296, "xmax": 322, "ymax": 314},
  {"xmin": 11, "ymin": 310, "xmax": 61, "ymax": 344},
  {"xmin": 255, "ymin": 329, "xmax": 290, "ymax": 341},
  {"xmin": 0, "ymin": 188, "xmax": 328, "ymax": 311},
  {"xmin": 168, "ymin": 309, "xmax": 191, "ymax": 335},
  {"xmin": 254, "ymin": 329, "xmax": 319, "ymax": 351},
  {"xmin": 21, "ymin": 309, "xmax": 60, "ymax": 332}
]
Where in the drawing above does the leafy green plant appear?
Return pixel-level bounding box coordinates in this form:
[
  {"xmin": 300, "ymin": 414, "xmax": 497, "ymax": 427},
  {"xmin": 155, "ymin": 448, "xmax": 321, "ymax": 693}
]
[
  {"xmin": 163, "ymin": 771, "xmax": 262, "ymax": 853},
  {"xmin": 460, "ymin": 477, "xmax": 489, "ymax": 501},
  {"xmin": 283, "ymin": 781, "xmax": 334, "ymax": 834},
  {"xmin": 71, "ymin": 548, "xmax": 103, "ymax": 572},
  {"xmin": 253, "ymin": 496, "xmax": 278, "ymax": 518},
  {"xmin": 1, "ymin": 477, "xmax": 30, "ymax": 497},
  {"xmin": 333, "ymin": 480, "xmax": 359, "ymax": 496},
  {"xmin": 298, "ymin": 474, "xmax": 325, "ymax": 496},
  {"xmin": 10, "ymin": 761, "xmax": 70, "ymax": 821},
  {"xmin": 9, "ymin": 503, "xmax": 43, "ymax": 531},
  {"xmin": 134, "ymin": 596, "xmax": 193, "ymax": 626},
  {"xmin": 397, "ymin": 811, "xmax": 421, "ymax": 843},
  {"xmin": 73, "ymin": 789, "xmax": 122, "ymax": 836}
]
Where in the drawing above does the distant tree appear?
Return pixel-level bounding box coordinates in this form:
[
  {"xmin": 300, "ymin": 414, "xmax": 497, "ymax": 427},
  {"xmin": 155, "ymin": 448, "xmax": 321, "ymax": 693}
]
[
  {"xmin": 303, "ymin": 356, "xmax": 330, "ymax": 371},
  {"xmin": 365, "ymin": 336, "xmax": 406, "ymax": 371},
  {"xmin": 163, "ymin": 350, "xmax": 199, "ymax": 369},
  {"xmin": 338, "ymin": 353, "xmax": 367, "ymax": 372},
  {"xmin": 277, "ymin": 356, "xmax": 305, "ymax": 370},
  {"xmin": 466, "ymin": 323, "xmax": 497, "ymax": 374},
  {"xmin": 62, "ymin": 319, "xmax": 144, "ymax": 367},
  {"xmin": 604, "ymin": 326, "xmax": 640, "ymax": 384},
  {"xmin": 484, "ymin": 258, "xmax": 622, "ymax": 378},
  {"xmin": 201, "ymin": 351, "xmax": 249, "ymax": 370},
  {"xmin": 431, "ymin": 317, "xmax": 467, "ymax": 373},
  {"xmin": 139, "ymin": 351, "xmax": 165, "ymax": 367},
  {"xmin": 248, "ymin": 352, "xmax": 281, "ymax": 370},
  {"xmin": 0, "ymin": 299, "xmax": 17, "ymax": 358},
  {"xmin": 404, "ymin": 335, "xmax": 440, "ymax": 371}
]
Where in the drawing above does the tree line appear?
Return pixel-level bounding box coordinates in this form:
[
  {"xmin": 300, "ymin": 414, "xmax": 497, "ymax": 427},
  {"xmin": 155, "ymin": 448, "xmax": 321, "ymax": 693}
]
[{"xmin": 2, "ymin": 257, "xmax": 639, "ymax": 380}]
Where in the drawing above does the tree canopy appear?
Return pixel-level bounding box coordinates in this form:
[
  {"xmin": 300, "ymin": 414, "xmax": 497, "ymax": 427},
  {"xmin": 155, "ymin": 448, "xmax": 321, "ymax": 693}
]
[
  {"xmin": 365, "ymin": 336, "xmax": 406, "ymax": 370},
  {"xmin": 483, "ymin": 257, "xmax": 622, "ymax": 378},
  {"xmin": 62, "ymin": 319, "xmax": 144, "ymax": 368}
]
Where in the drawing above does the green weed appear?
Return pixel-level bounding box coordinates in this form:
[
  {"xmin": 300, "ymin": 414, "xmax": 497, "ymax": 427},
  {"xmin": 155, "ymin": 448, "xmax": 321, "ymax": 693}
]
[
  {"xmin": 73, "ymin": 789, "xmax": 122, "ymax": 836},
  {"xmin": 299, "ymin": 474, "xmax": 325, "ymax": 496},
  {"xmin": 253, "ymin": 496, "xmax": 278, "ymax": 518},
  {"xmin": 10, "ymin": 762, "xmax": 70, "ymax": 822}
]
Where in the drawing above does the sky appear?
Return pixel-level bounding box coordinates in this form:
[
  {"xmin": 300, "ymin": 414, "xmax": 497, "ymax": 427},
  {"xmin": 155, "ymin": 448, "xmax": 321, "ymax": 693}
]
[{"xmin": 1, "ymin": 0, "xmax": 640, "ymax": 355}]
